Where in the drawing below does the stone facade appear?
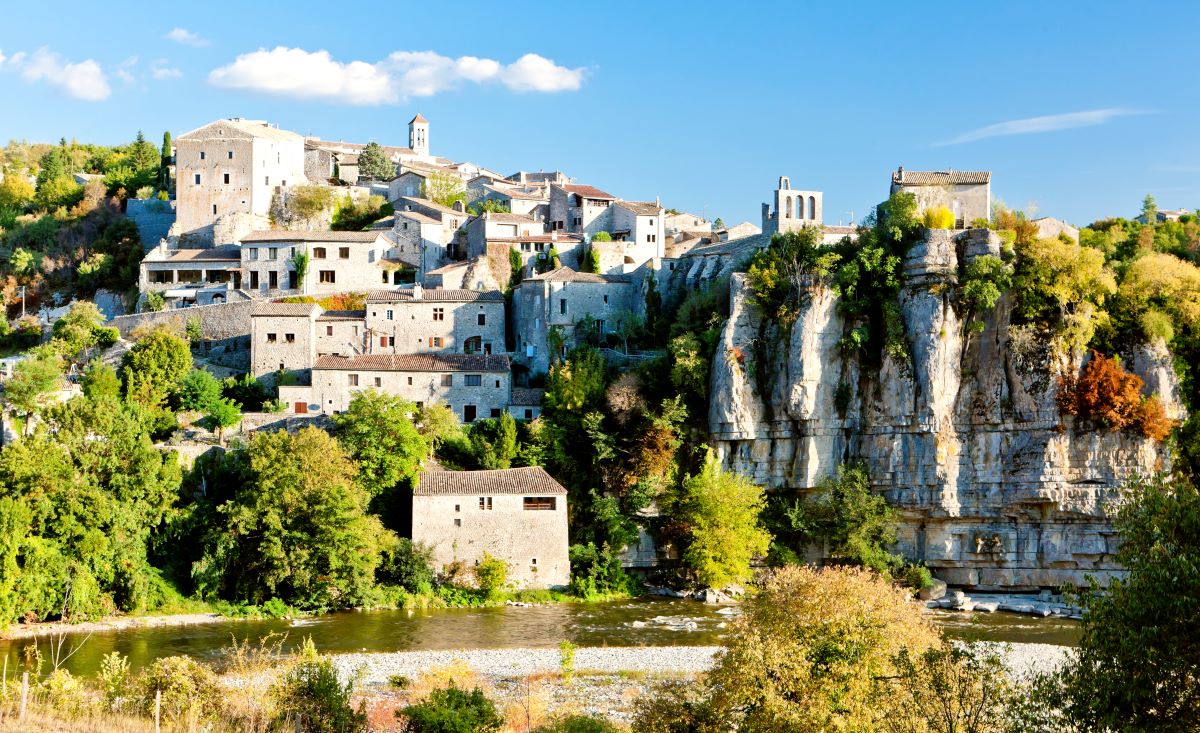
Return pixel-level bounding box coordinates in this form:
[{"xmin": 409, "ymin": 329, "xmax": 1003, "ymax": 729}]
[
  {"xmin": 412, "ymin": 467, "xmax": 569, "ymax": 589},
  {"xmin": 174, "ymin": 119, "xmax": 307, "ymax": 244},
  {"xmin": 761, "ymin": 175, "xmax": 823, "ymax": 236},
  {"xmin": 240, "ymin": 230, "xmax": 399, "ymax": 297},
  {"xmin": 549, "ymin": 183, "xmax": 617, "ymax": 236},
  {"xmin": 250, "ymin": 302, "xmax": 323, "ymax": 383},
  {"xmin": 890, "ymin": 168, "xmax": 991, "ymax": 227},
  {"xmin": 363, "ymin": 286, "xmax": 506, "ymax": 356},
  {"xmin": 705, "ymin": 227, "xmax": 1181, "ymax": 590}
]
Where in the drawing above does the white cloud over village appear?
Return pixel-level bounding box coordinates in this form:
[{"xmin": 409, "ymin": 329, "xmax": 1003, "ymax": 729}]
[
  {"xmin": 165, "ymin": 27, "xmax": 210, "ymax": 47},
  {"xmin": 0, "ymin": 47, "xmax": 111, "ymax": 101},
  {"xmin": 939, "ymin": 108, "xmax": 1147, "ymax": 146},
  {"xmin": 207, "ymin": 47, "xmax": 586, "ymax": 104},
  {"xmin": 150, "ymin": 59, "xmax": 183, "ymax": 80}
]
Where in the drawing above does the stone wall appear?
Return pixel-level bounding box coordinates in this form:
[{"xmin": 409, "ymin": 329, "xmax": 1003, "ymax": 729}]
[
  {"xmin": 125, "ymin": 198, "xmax": 176, "ymax": 249},
  {"xmin": 364, "ymin": 297, "xmax": 505, "ymax": 356},
  {"xmin": 110, "ymin": 298, "xmax": 259, "ymax": 340},
  {"xmin": 706, "ymin": 228, "xmax": 1181, "ymax": 590}
]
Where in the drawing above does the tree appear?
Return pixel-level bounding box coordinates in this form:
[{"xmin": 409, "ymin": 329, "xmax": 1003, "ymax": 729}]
[
  {"xmin": 193, "ymin": 427, "xmax": 393, "ymax": 608},
  {"xmin": 206, "ymin": 397, "xmax": 241, "ymax": 445},
  {"xmin": 584, "ymin": 245, "xmax": 601, "ymax": 274},
  {"xmin": 332, "ymin": 390, "xmax": 429, "ymax": 497},
  {"xmin": 10, "ymin": 247, "xmax": 35, "ymax": 278},
  {"xmin": 960, "ymin": 254, "xmax": 1013, "ymax": 333},
  {"xmin": 591, "ymin": 230, "xmax": 612, "ymax": 242},
  {"xmin": 416, "ymin": 402, "xmax": 463, "ymax": 458},
  {"xmin": 420, "ymin": 171, "xmax": 466, "ymax": 208},
  {"xmin": 398, "ymin": 685, "xmax": 503, "ymax": 733},
  {"xmin": 4, "ymin": 352, "xmax": 62, "ymax": 433},
  {"xmin": 885, "ymin": 645, "xmax": 1016, "ymax": 733},
  {"xmin": 143, "ymin": 290, "xmax": 165, "ymax": 312},
  {"xmin": 291, "ymin": 251, "xmax": 310, "ymax": 288},
  {"xmin": 1055, "ymin": 474, "xmax": 1200, "ymax": 731},
  {"xmin": 509, "ymin": 247, "xmax": 524, "ymax": 287},
  {"xmin": 473, "ymin": 551, "xmax": 508, "ymax": 597},
  {"xmin": 129, "ymin": 131, "xmax": 159, "ymax": 172},
  {"xmin": 159, "ymin": 131, "xmax": 172, "ymax": 192},
  {"xmin": 677, "ymin": 448, "xmax": 771, "ymax": 588},
  {"xmin": 50, "ymin": 301, "xmax": 106, "ymax": 361},
  {"xmin": 0, "ymin": 174, "xmax": 34, "ymax": 210},
  {"xmin": 713, "ymin": 217, "xmax": 725, "ymax": 229},
  {"xmin": 276, "ymin": 656, "xmax": 368, "ymax": 733},
  {"xmin": 1141, "ymin": 193, "xmax": 1158, "ymax": 224},
  {"xmin": 80, "ymin": 359, "xmax": 121, "ymax": 401},
  {"xmin": 357, "ymin": 141, "xmax": 394, "ymax": 180},
  {"xmin": 121, "ymin": 327, "xmax": 192, "ymax": 408}
]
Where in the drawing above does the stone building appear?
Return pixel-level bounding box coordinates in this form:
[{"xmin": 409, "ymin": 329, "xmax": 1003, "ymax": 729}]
[
  {"xmin": 279, "ymin": 352, "xmax": 512, "ymax": 419},
  {"xmin": 363, "ymin": 286, "xmax": 506, "ymax": 356},
  {"xmin": 549, "ymin": 183, "xmax": 617, "ymax": 236},
  {"xmin": 890, "ymin": 168, "xmax": 991, "ymax": 227},
  {"xmin": 174, "ymin": 119, "xmax": 307, "ymax": 244},
  {"xmin": 512, "ymin": 267, "xmax": 635, "ymax": 375},
  {"xmin": 465, "ymin": 212, "xmax": 544, "ymax": 258},
  {"xmin": 761, "ymin": 175, "xmax": 823, "ymax": 236},
  {"xmin": 305, "ymin": 114, "xmax": 440, "ymax": 182},
  {"xmin": 138, "ymin": 244, "xmax": 243, "ymax": 303},
  {"xmin": 412, "ymin": 467, "xmax": 569, "ymax": 589},
  {"xmin": 239, "ymin": 230, "xmax": 402, "ymax": 296},
  {"xmin": 1032, "ymin": 216, "xmax": 1079, "ymax": 242},
  {"xmin": 250, "ymin": 302, "xmax": 327, "ymax": 383}
]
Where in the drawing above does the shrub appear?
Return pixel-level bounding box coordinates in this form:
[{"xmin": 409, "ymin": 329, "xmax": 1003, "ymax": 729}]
[
  {"xmin": 132, "ymin": 655, "xmax": 219, "ymax": 723},
  {"xmin": 885, "ymin": 645, "xmax": 1016, "ymax": 732},
  {"xmin": 98, "ymin": 651, "xmax": 130, "ymax": 709},
  {"xmin": 379, "ymin": 538, "xmax": 434, "ymax": 593},
  {"xmin": 922, "ymin": 206, "xmax": 956, "ymax": 229},
  {"xmin": 1058, "ymin": 351, "xmax": 1175, "ymax": 440},
  {"xmin": 275, "ymin": 656, "xmax": 368, "ymax": 733},
  {"xmin": 591, "ymin": 230, "xmax": 612, "ymax": 242},
  {"xmin": 678, "ymin": 448, "xmax": 771, "ymax": 588},
  {"xmin": 536, "ymin": 715, "xmax": 622, "ymax": 733},
  {"xmin": 473, "ymin": 552, "xmax": 508, "ymax": 597},
  {"xmin": 1139, "ymin": 309, "xmax": 1175, "ymax": 344},
  {"xmin": 630, "ymin": 679, "xmax": 725, "ymax": 733},
  {"xmin": 179, "ymin": 369, "xmax": 223, "ymax": 411},
  {"xmin": 143, "ymin": 290, "xmax": 165, "ymax": 312},
  {"xmin": 559, "ymin": 640, "xmax": 576, "ymax": 682},
  {"xmin": 398, "ymin": 684, "xmax": 503, "ymax": 733}
]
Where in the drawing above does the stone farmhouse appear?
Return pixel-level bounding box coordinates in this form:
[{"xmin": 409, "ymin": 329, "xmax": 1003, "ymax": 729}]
[
  {"xmin": 174, "ymin": 118, "xmax": 307, "ymax": 245},
  {"xmin": 412, "ymin": 467, "xmax": 569, "ymax": 589},
  {"xmin": 890, "ymin": 167, "xmax": 991, "ymax": 227},
  {"xmin": 364, "ymin": 286, "xmax": 505, "ymax": 356},
  {"xmin": 511, "ymin": 267, "xmax": 636, "ymax": 374}
]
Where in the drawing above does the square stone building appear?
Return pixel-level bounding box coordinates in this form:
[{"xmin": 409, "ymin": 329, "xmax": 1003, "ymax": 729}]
[{"xmin": 412, "ymin": 467, "xmax": 569, "ymax": 589}]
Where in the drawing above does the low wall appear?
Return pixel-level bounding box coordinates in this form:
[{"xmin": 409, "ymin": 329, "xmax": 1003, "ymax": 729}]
[{"xmin": 110, "ymin": 299, "xmax": 257, "ymax": 340}]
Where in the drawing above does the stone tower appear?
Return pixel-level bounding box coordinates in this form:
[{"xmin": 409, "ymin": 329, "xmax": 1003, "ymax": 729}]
[
  {"xmin": 408, "ymin": 113, "xmax": 429, "ymax": 156},
  {"xmin": 761, "ymin": 175, "xmax": 823, "ymax": 236}
]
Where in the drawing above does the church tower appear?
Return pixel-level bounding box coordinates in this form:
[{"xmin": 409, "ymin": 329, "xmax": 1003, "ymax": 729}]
[
  {"xmin": 408, "ymin": 113, "xmax": 429, "ymax": 156},
  {"xmin": 762, "ymin": 175, "xmax": 823, "ymax": 236}
]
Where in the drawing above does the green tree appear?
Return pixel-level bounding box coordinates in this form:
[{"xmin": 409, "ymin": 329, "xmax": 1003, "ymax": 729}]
[
  {"xmin": 159, "ymin": 131, "xmax": 172, "ymax": 192},
  {"xmin": 179, "ymin": 369, "xmax": 223, "ymax": 411},
  {"xmin": 4, "ymin": 352, "xmax": 63, "ymax": 433},
  {"xmin": 960, "ymin": 254, "xmax": 1013, "ymax": 333},
  {"xmin": 677, "ymin": 449, "xmax": 771, "ymax": 588},
  {"xmin": 1141, "ymin": 193, "xmax": 1158, "ymax": 224},
  {"xmin": 473, "ymin": 551, "xmax": 508, "ymax": 598},
  {"xmin": 121, "ymin": 327, "xmax": 192, "ymax": 408},
  {"xmin": 509, "ymin": 247, "xmax": 524, "ymax": 288},
  {"xmin": 357, "ymin": 141, "xmax": 394, "ymax": 180},
  {"xmin": 143, "ymin": 290, "xmax": 165, "ymax": 312},
  {"xmin": 398, "ymin": 685, "xmax": 503, "ymax": 733},
  {"xmin": 420, "ymin": 171, "xmax": 466, "ymax": 208},
  {"xmin": 291, "ymin": 250, "xmax": 310, "ymax": 287},
  {"xmin": 332, "ymin": 390, "xmax": 429, "ymax": 497},
  {"xmin": 584, "ymin": 245, "xmax": 601, "ymax": 274},
  {"xmin": 129, "ymin": 131, "xmax": 159, "ymax": 172},
  {"xmin": 80, "ymin": 359, "xmax": 121, "ymax": 401},
  {"xmin": 10, "ymin": 248, "xmax": 35, "ymax": 278},
  {"xmin": 713, "ymin": 217, "xmax": 725, "ymax": 229},
  {"xmin": 0, "ymin": 174, "xmax": 34, "ymax": 210},
  {"xmin": 416, "ymin": 402, "xmax": 464, "ymax": 459},
  {"xmin": 591, "ymin": 230, "xmax": 612, "ymax": 242},
  {"xmin": 193, "ymin": 427, "xmax": 393, "ymax": 608},
  {"xmin": 206, "ymin": 397, "xmax": 242, "ymax": 445}
]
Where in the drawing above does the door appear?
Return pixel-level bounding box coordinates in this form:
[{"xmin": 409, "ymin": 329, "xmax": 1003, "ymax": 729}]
[
  {"xmin": 294, "ymin": 402, "xmax": 308, "ymax": 414},
  {"xmin": 463, "ymin": 405, "xmax": 476, "ymax": 423}
]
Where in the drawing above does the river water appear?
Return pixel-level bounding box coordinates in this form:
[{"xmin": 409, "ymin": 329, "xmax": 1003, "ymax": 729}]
[{"xmin": 0, "ymin": 598, "xmax": 1080, "ymax": 678}]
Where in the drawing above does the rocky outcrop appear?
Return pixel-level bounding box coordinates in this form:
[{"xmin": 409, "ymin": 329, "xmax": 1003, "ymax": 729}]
[{"xmin": 707, "ymin": 228, "xmax": 1181, "ymax": 590}]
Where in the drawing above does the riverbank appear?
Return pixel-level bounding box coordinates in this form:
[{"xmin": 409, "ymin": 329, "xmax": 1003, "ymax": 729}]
[{"xmin": 0, "ymin": 612, "xmax": 233, "ymax": 641}]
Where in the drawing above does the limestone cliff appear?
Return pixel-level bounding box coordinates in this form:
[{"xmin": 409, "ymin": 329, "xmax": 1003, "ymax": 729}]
[{"xmin": 707, "ymin": 228, "xmax": 1181, "ymax": 590}]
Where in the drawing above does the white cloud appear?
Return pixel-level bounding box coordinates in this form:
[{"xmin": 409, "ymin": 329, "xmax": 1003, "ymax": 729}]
[
  {"xmin": 938, "ymin": 108, "xmax": 1147, "ymax": 146},
  {"xmin": 151, "ymin": 59, "xmax": 182, "ymax": 80},
  {"xmin": 165, "ymin": 28, "xmax": 209, "ymax": 48},
  {"xmin": 2, "ymin": 47, "xmax": 110, "ymax": 101},
  {"xmin": 208, "ymin": 46, "xmax": 585, "ymax": 104}
]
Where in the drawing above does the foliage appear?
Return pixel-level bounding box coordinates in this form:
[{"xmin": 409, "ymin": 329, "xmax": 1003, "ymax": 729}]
[
  {"xmin": 536, "ymin": 715, "xmax": 622, "ymax": 733},
  {"xmin": 1054, "ymin": 474, "xmax": 1200, "ymax": 731},
  {"xmin": 508, "ymin": 247, "xmax": 524, "ymax": 287},
  {"xmin": 121, "ymin": 326, "xmax": 192, "ymax": 408},
  {"xmin": 631, "ymin": 679, "xmax": 725, "ymax": 733},
  {"xmin": 332, "ymin": 390, "xmax": 429, "ymax": 499},
  {"xmin": 398, "ymin": 684, "xmax": 504, "ymax": 733},
  {"xmin": 591, "ymin": 230, "xmax": 612, "ymax": 242},
  {"xmin": 770, "ymin": 462, "xmax": 902, "ymax": 575},
  {"xmin": 420, "ymin": 171, "xmax": 466, "ymax": 209},
  {"xmin": 416, "ymin": 402, "xmax": 464, "ymax": 457},
  {"xmin": 357, "ymin": 141, "xmax": 395, "ymax": 180},
  {"xmin": 291, "ymin": 250, "xmax": 310, "ymax": 286},
  {"xmin": 3, "ymin": 350, "xmax": 63, "ymax": 426},
  {"xmin": 1013, "ymin": 237, "xmax": 1116, "ymax": 357},
  {"xmin": 222, "ymin": 373, "xmax": 270, "ymax": 412},
  {"xmin": 206, "ymin": 397, "xmax": 242, "ymax": 443},
  {"xmin": 331, "ymin": 194, "xmax": 392, "ymax": 231},
  {"xmin": 274, "ymin": 185, "xmax": 337, "ymax": 228},
  {"xmin": 80, "ymin": 359, "xmax": 120, "ymax": 400},
  {"xmin": 568, "ymin": 542, "xmax": 636, "ymax": 599},
  {"xmin": 584, "ymin": 244, "xmax": 601, "ymax": 273},
  {"xmin": 0, "ymin": 174, "xmax": 34, "ymax": 210},
  {"xmin": 467, "ymin": 198, "xmax": 512, "ymax": 216},
  {"xmin": 922, "ymin": 205, "xmax": 956, "ymax": 229},
  {"xmin": 473, "ymin": 552, "xmax": 508, "ymax": 597},
  {"xmin": 275, "ymin": 656, "xmax": 368, "ymax": 733},
  {"xmin": 746, "ymin": 227, "xmax": 840, "ymax": 323},
  {"xmin": 143, "ymin": 290, "xmax": 165, "ymax": 312},
  {"xmin": 1120, "ymin": 252, "xmax": 1200, "ymax": 338},
  {"xmin": 131, "ymin": 655, "xmax": 219, "ymax": 724},
  {"xmin": 959, "ymin": 255, "xmax": 1013, "ymax": 332},
  {"xmin": 884, "ymin": 645, "xmax": 1016, "ymax": 733},
  {"xmin": 677, "ymin": 448, "xmax": 771, "ymax": 588},
  {"xmin": 193, "ymin": 427, "xmax": 394, "ymax": 609},
  {"xmin": 179, "ymin": 369, "xmax": 223, "ymax": 411},
  {"xmin": 1058, "ymin": 351, "xmax": 1174, "ymax": 440},
  {"xmin": 378, "ymin": 538, "xmax": 434, "ymax": 593}
]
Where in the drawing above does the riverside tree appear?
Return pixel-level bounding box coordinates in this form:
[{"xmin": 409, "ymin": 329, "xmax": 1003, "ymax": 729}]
[{"xmin": 677, "ymin": 448, "xmax": 771, "ymax": 588}]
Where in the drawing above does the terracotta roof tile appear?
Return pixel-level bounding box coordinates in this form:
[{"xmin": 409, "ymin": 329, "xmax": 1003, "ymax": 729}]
[
  {"xmin": 892, "ymin": 170, "xmax": 991, "ymax": 185},
  {"xmin": 562, "ymin": 184, "xmax": 616, "ymax": 200},
  {"xmin": 313, "ymin": 353, "xmax": 510, "ymax": 372},
  {"xmin": 523, "ymin": 266, "xmax": 630, "ymax": 284},
  {"xmin": 251, "ymin": 302, "xmax": 321, "ymax": 317},
  {"xmin": 415, "ymin": 466, "xmax": 567, "ymax": 496},
  {"xmin": 240, "ymin": 230, "xmax": 383, "ymax": 244}
]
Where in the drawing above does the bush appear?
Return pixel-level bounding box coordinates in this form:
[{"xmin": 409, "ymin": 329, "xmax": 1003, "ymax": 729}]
[
  {"xmin": 536, "ymin": 715, "xmax": 622, "ymax": 733},
  {"xmin": 143, "ymin": 290, "xmax": 165, "ymax": 312},
  {"xmin": 275, "ymin": 656, "xmax": 368, "ymax": 733},
  {"xmin": 922, "ymin": 206, "xmax": 956, "ymax": 229},
  {"xmin": 179, "ymin": 369, "xmax": 223, "ymax": 411},
  {"xmin": 398, "ymin": 684, "xmax": 504, "ymax": 733},
  {"xmin": 1058, "ymin": 351, "xmax": 1175, "ymax": 440},
  {"xmin": 132, "ymin": 655, "xmax": 219, "ymax": 723},
  {"xmin": 631, "ymin": 679, "xmax": 725, "ymax": 733},
  {"xmin": 379, "ymin": 538, "xmax": 434, "ymax": 593},
  {"xmin": 473, "ymin": 552, "xmax": 508, "ymax": 597}
]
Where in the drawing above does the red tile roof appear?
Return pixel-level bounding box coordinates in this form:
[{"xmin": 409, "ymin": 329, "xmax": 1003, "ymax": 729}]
[
  {"xmin": 416, "ymin": 466, "xmax": 567, "ymax": 496},
  {"xmin": 365, "ymin": 288, "xmax": 504, "ymax": 303},
  {"xmin": 562, "ymin": 184, "xmax": 616, "ymax": 200}
]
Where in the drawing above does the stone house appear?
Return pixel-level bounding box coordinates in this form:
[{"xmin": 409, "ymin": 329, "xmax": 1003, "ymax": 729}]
[
  {"xmin": 472, "ymin": 182, "xmax": 550, "ymax": 219},
  {"xmin": 664, "ymin": 211, "xmax": 711, "ymax": 235},
  {"xmin": 465, "ymin": 212, "xmax": 543, "ymax": 257},
  {"xmin": 238, "ymin": 230, "xmax": 403, "ymax": 296},
  {"xmin": 549, "ymin": 183, "xmax": 617, "ymax": 236},
  {"xmin": 174, "ymin": 119, "xmax": 307, "ymax": 245},
  {"xmin": 138, "ymin": 244, "xmax": 243, "ymax": 304},
  {"xmin": 392, "ymin": 210, "xmax": 447, "ymax": 278},
  {"xmin": 511, "ymin": 267, "xmax": 635, "ymax": 375},
  {"xmin": 424, "ymin": 262, "xmax": 470, "ymax": 289},
  {"xmin": 596, "ymin": 200, "xmax": 665, "ymax": 272},
  {"xmin": 1032, "ymin": 216, "xmax": 1079, "ymax": 242},
  {"xmin": 363, "ymin": 285, "xmax": 506, "ymax": 356},
  {"xmin": 509, "ymin": 387, "xmax": 545, "ymax": 420},
  {"xmin": 305, "ymin": 114, "xmax": 439, "ymax": 182},
  {"xmin": 278, "ymin": 352, "xmax": 512, "ymax": 420},
  {"xmin": 389, "ymin": 170, "xmax": 429, "ymax": 200},
  {"xmin": 412, "ymin": 467, "xmax": 569, "ymax": 589},
  {"xmin": 890, "ymin": 168, "xmax": 991, "ymax": 227},
  {"xmin": 250, "ymin": 302, "xmax": 326, "ymax": 383}
]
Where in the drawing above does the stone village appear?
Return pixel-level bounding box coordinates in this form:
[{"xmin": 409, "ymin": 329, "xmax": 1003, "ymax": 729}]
[{"xmin": 109, "ymin": 112, "xmax": 1139, "ymax": 596}]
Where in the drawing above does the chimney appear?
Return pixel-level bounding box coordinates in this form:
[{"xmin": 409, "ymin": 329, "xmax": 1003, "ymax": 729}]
[
  {"xmin": 412, "ymin": 283, "xmax": 423, "ymax": 300},
  {"xmin": 655, "ymin": 195, "xmax": 661, "ymax": 207},
  {"xmin": 897, "ymin": 165, "xmax": 904, "ymax": 182}
]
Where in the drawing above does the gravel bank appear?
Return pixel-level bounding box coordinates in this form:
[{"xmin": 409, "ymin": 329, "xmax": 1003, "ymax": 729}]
[{"xmin": 0, "ymin": 612, "xmax": 233, "ymax": 641}]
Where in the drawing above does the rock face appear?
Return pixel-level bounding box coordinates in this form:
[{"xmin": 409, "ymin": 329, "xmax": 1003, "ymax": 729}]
[{"xmin": 707, "ymin": 228, "xmax": 1181, "ymax": 590}]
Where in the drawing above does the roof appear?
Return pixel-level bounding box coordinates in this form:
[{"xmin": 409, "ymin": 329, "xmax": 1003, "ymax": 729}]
[
  {"xmin": 314, "ymin": 353, "xmax": 510, "ymax": 372},
  {"xmin": 178, "ymin": 119, "xmax": 302, "ymax": 143},
  {"xmin": 562, "ymin": 184, "xmax": 616, "ymax": 200},
  {"xmin": 317, "ymin": 309, "xmax": 365, "ymax": 321},
  {"xmin": 337, "ymin": 154, "xmax": 359, "ymax": 165},
  {"xmin": 483, "ymin": 212, "xmax": 538, "ymax": 224},
  {"xmin": 617, "ymin": 200, "xmax": 663, "ymax": 216},
  {"xmin": 486, "ymin": 233, "xmax": 583, "ymax": 244},
  {"xmin": 240, "ymin": 230, "xmax": 383, "ymax": 244},
  {"xmin": 685, "ymin": 232, "xmax": 771, "ymax": 258},
  {"xmin": 524, "ymin": 266, "xmax": 630, "ymax": 284},
  {"xmin": 891, "ymin": 170, "xmax": 991, "ymax": 186},
  {"xmin": 415, "ymin": 466, "xmax": 566, "ymax": 497},
  {"xmin": 488, "ymin": 185, "xmax": 547, "ymax": 201},
  {"xmin": 151, "ymin": 246, "xmax": 241, "ymax": 263},
  {"xmin": 365, "ymin": 288, "xmax": 504, "ymax": 303},
  {"xmin": 510, "ymin": 387, "xmax": 545, "ymax": 406},
  {"xmin": 410, "ymin": 113, "xmax": 428, "ymax": 124},
  {"xmin": 425, "ymin": 262, "xmax": 469, "ymax": 275},
  {"xmin": 395, "ymin": 196, "xmax": 467, "ymax": 216},
  {"xmin": 251, "ymin": 302, "xmax": 321, "ymax": 317},
  {"xmin": 395, "ymin": 210, "xmax": 442, "ymax": 225}
]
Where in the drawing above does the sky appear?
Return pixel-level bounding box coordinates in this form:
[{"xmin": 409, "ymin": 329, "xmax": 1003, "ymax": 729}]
[{"xmin": 1, "ymin": 1, "xmax": 1197, "ymax": 227}]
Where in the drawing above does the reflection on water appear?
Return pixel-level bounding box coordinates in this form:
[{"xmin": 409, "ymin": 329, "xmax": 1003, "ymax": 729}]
[{"xmin": 0, "ymin": 597, "xmax": 1078, "ymax": 678}]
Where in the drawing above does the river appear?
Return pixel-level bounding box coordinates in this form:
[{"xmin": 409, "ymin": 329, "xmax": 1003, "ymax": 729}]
[{"xmin": 0, "ymin": 598, "xmax": 1080, "ymax": 678}]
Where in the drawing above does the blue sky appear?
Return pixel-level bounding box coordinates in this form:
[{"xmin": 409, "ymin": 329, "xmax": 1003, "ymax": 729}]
[{"xmin": 1, "ymin": 1, "xmax": 1197, "ymax": 226}]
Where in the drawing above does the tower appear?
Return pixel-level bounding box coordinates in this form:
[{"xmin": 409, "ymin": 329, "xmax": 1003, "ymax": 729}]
[
  {"xmin": 763, "ymin": 175, "xmax": 823, "ymax": 236},
  {"xmin": 408, "ymin": 113, "xmax": 429, "ymax": 156}
]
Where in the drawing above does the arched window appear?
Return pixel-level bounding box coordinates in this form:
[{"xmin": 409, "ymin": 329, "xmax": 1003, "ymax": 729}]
[
  {"xmin": 785, "ymin": 197, "xmax": 792, "ymax": 218},
  {"xmin": 808, "ymin": 196, "xmax": 817, "ymax": 220}
]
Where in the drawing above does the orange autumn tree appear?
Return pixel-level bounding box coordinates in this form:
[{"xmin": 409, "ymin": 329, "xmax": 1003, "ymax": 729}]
[{"xmin": 1058, "ymin": 351, "xmax": 1174, "ymax": 441}]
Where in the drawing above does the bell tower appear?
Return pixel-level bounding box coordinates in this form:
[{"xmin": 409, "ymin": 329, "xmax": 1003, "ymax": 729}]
[{"xmin": 408, "ymin": 113, "xmax": 429, "ymax": 156}]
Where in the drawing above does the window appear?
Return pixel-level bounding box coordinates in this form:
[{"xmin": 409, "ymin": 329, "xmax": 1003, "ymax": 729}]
[
  {"xmin": 212, "ymin": 204, "xmax": 217, "ymax": 215},
  {"xmin": 463, "ymin": 336, "xmax": 482, "ymax": 354},
  {"xmin": 603, "ymin": 295, "xmax": 608, "ymax": 304},
  {"xmin": 490, "ymin": 408, "xmax": 501, "ymax": 418},
  {"xmin": 455, "ymin": 504, "xmax": 460, "ymax": 512},
  {"xmin": 313, "ymin": 247, "xmax": 326, "ymax": 259},
  {"xmin": 407, "ymin": 377, "xmax": 413, "ymax": 385},
  {"xmin": 524, "ymin": 497, "xmax": 557, "ymax": 511},
  {"xmin": 463, "ymin": 404, "xmax": 477, "ymax": 422},
  {"xmin": 559, "ymin": 299, "xmax": 567, "ymax": 315},
  {"xmin": 348, "ymin": 374, "xmax": 359, "ymax": 386},
  {"xmin": 386, "ymin": 309, "xmax": 394, "ymax": 321},
  {"xmin": 430, "ymin": 336, "xmax": 444, "ymax": 348},
  {"xmin": 223, "ymin": 173, "xmax": 230, "ymax": 184},
  {"xmin": 268, "ymin": 248, "xmax": 278, "ymax": 260},
  {"xmin": 379, "ymin": 335, "xmax": 394, "ymax": 347},
  {"xmin": 440, "ymin": 374, "xmax": 452, "ymax": 386},
  {"xmin": 285, "ymin": 333, "xmax": 295, "ymax": 343},
  {"xmin": 326, "ymin": 325, "xmax": 334, "ymax": 336},
  {"xmin": 478, "ymin": 496, "xmax": 493, "ymax": 510},
  {"xmin": 465, "ymin": 374, "xmax": 482, "ymax": 386},
  {"xmin": 454, "ymin": 518, "xmax": 461, "ymax": 527},
  {"xmin": 319, "ymin": 271, "xmax": 336, "ymax": 284},
  {"xmin": 247, "ymin": 248, "xmax": 258, "ymax": 261},
  {"xmin": 339, "ymin": 247, "xmax": 350, "ymax": 259},
  {"xmin": 524, "ymin": 409, "xmax": 533, "ymax": 420},
  {"xmin": 268, "ymin": 271, "xmax": 278, "ymax": 289},
  {"xmin": 432, "ymin": 307, "xmax": 445, "ymax": 321},
  {"xmin": 374, "ymin": 377, "xmax": 382, "ymax": 387},
  {"xmin": 494, "ymin": 379, "xmax": 500, "ymax": 388},
  {"xmin": 477, "ymin": 313, "xmax": 486, "ymax": 326},
  {"xmin": 265, "ymin": 176, "xmax": 270, "ymax": 186},
  {"xmin": 648, "ymin": 234, "xmax": 657, "ymax": 243},
  {"xmin": 266, "ymin": 333, "xmax": 277, "ymax": 343},
  {"xmin": 199, "ymin": 151, "xmax": 205, "ymax": 160},
  {"xmin": 596, "ymin": 319, "xmax": 606, "ymax": 333},
  {"xmin": 250, "ymin": 271, "xmax": 259, "ymax": 289},
  {"xmin": 382, "ymin": 271, "xmax": 389, "ymax": 283}
]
